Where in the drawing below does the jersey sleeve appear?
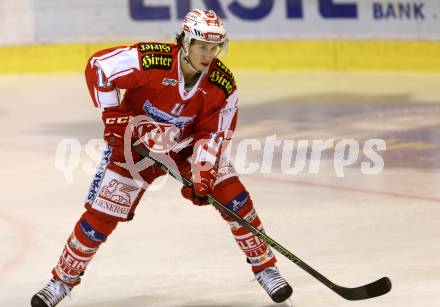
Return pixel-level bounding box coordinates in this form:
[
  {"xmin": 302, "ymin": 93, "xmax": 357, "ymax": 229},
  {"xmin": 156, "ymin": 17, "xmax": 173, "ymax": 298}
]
[
  {"xmin": 193, "ymin": 87, "xmax": 238, "ymax": 166},
  {"xmin": 85, "ymin": 45, "xmax": 143, "ymax": 109}
]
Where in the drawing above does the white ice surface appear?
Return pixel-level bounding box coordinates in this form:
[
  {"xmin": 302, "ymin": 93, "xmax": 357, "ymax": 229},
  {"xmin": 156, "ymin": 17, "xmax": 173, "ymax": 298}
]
[{"xmin": 1, "ymin": 73, "xmax": 439, "ymax": 307}]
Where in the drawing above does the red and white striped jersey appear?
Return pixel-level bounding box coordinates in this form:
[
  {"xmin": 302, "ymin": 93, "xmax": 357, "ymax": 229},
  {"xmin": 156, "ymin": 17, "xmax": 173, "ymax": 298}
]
[{"xmin": 85, "ymin": 42, "xmax": 238, "ymax": 163}]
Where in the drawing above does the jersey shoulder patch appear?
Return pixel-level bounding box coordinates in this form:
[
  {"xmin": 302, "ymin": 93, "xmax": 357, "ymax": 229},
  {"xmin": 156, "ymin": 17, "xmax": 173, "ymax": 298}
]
[
  {"xmin": 137, "ymin": 42, "xmax": 175, "ymax": 71},
  {"xmin": 207, "ymin": 59, "xmax": 236, "ymax": 97},
  {"xmin": 138, "ymin": 42, "xmax": 173, "ymax": 54}
]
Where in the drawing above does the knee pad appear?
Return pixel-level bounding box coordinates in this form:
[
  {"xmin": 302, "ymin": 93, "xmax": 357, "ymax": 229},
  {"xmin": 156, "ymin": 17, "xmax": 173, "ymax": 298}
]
[
  {"xmin": 212, "ymin": 177, "xmax": 260, "ymax": 227},
  {"xmin": 74, "ymin": 210, "xmax": 118, "ymax": 247}
]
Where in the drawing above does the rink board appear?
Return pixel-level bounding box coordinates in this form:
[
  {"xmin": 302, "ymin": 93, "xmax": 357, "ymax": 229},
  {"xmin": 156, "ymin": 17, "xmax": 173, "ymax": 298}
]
[{"xmin": 2, "ymin": 40, "xmax": 440, "ymax": 74}]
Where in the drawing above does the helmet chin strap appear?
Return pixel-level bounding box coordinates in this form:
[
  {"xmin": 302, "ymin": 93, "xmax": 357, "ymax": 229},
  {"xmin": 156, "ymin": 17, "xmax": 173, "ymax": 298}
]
[
  {"xmin": 183, "ymin": 53, "xmax": 202, "ymax": 74},
  {"xmin": 182, "ymin": 41, "xmax": 203, "ymax": 74}
]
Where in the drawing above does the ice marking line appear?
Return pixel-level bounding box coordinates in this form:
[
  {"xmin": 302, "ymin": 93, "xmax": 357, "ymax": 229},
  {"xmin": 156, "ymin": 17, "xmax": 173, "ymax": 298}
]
[
  {"xmin": 249, "ymin": 175, "xmax": 440, "ymax": 203},
  {"xmin": 0, "ymin": 211, "xmax": 34, "ymax": 274}
]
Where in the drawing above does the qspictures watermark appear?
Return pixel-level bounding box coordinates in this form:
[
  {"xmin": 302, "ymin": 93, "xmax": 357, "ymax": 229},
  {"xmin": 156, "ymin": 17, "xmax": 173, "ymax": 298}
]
[
  {"xmin": 54, "ymin": 138, "xmax": 107, "ymax": 183},
  {"xmin": 54, "ymin": 135, "xmax": 386, "ymax": 184},
  {"xmin": 226, "ymin": 135, "xmax": 385, "ymax": 177}
]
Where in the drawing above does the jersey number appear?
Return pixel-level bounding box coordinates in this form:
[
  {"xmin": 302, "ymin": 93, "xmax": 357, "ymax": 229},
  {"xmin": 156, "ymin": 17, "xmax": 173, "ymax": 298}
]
[{"xmin": 171, "ymin": 103, "xmax": 184, "ymax": 116}]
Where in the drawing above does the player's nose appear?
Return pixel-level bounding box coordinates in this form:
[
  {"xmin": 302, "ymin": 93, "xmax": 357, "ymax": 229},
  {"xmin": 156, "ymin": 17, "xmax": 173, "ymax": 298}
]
[{"xmin": 204, "ymin": 53, "xmax": 215, "ymax": 63}]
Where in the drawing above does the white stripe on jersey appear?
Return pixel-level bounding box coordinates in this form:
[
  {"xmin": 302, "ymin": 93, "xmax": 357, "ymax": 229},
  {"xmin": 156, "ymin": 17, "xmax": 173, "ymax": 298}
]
[
  {"xmin": 92, "ymin": 47, "xmax": 140, "ymax": 81},
  {"xmin": 89, "ymin": 46, "xmax": 131, "ymax": 68},
  {"xmin": 108, "ymin": 68, "xmax": 134, "ymax": 82},
  {"xmin": 218, "ymin": 89, "xmax": 238, "ymax": 131},
  {"xmin": 94, "ymin": 88, "xmax": 120, "ymax": 109},
  {"xmin": 90, "ymin": 47, "xmax": 139, "ymax": 108}
]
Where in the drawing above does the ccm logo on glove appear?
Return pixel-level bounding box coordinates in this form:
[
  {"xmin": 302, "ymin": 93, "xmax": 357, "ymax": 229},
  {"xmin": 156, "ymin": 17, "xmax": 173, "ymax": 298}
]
[{"xmin": 104, "ymin": 116, "xmax": 131, "ymax": 125}]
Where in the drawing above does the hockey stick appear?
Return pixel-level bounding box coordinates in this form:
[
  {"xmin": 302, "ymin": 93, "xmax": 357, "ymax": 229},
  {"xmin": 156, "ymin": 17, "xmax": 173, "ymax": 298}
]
[{"xmin": 133, "ymin": 145, "xmax": 392, "ymax": 301}]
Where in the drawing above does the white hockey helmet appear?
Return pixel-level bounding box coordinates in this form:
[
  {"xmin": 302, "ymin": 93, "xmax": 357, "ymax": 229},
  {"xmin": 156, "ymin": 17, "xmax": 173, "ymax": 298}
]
[{"xmin": 181, "ymin": 9, "xmax": 228, "ymax": 57}]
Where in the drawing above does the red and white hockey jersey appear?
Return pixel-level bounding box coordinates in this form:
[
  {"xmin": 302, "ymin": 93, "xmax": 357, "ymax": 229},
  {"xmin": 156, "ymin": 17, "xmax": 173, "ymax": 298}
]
[{"xmin": 85, "ymin": 42, "xmax": 238, "ymax": 164}]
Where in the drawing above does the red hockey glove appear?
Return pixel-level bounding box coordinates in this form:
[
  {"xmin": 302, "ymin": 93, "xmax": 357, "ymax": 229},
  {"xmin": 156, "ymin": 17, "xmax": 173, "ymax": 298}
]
[
  {"xmin": 181, "ymin": 186, "xmax": 210, "ymax": 206},
  {"xmin": 181, "ymin": 162, "xmax": 217, "ymax": 206},
  {"xmin": 193, "ymin": 163, "xmax": 217, "ymax": 197},
  {"xmin": 102, "ymin": 109, "xmax": 133, "ymax": 147}
]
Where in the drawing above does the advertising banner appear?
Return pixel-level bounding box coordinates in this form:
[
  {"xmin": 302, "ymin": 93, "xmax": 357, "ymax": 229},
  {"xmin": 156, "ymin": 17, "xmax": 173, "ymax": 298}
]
[{"xmin": 3, "ymin": 0, "xmax": 440, "ymax": 44}]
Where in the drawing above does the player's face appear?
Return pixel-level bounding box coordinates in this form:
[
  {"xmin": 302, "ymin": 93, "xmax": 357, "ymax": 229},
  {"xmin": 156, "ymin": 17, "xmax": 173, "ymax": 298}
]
[{"xmin": 188, "ymin": 40, "xmax": 222, "ymax": 71}]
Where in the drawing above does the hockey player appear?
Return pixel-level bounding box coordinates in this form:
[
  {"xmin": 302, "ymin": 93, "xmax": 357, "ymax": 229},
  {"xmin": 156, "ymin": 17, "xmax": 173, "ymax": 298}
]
[{"xmin": 31, "ymin": 9, "xmax": 292, "ymax": 307}]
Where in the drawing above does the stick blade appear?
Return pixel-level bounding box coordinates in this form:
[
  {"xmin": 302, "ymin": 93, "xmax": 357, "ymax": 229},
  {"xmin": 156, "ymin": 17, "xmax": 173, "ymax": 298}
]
[{"xmin": 335, "ymin": 277, "xmax": 392, "ymax": 301}]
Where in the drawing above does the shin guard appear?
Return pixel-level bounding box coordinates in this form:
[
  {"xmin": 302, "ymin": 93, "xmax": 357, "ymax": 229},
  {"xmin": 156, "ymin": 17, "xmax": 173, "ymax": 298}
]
[
  {"xmin": 52, "ymin": 211, "xmax": 117, "ymax": 287},
  {"xmin": 213, "ymin": 178, "xmax": 277, "ymax": 272}
]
